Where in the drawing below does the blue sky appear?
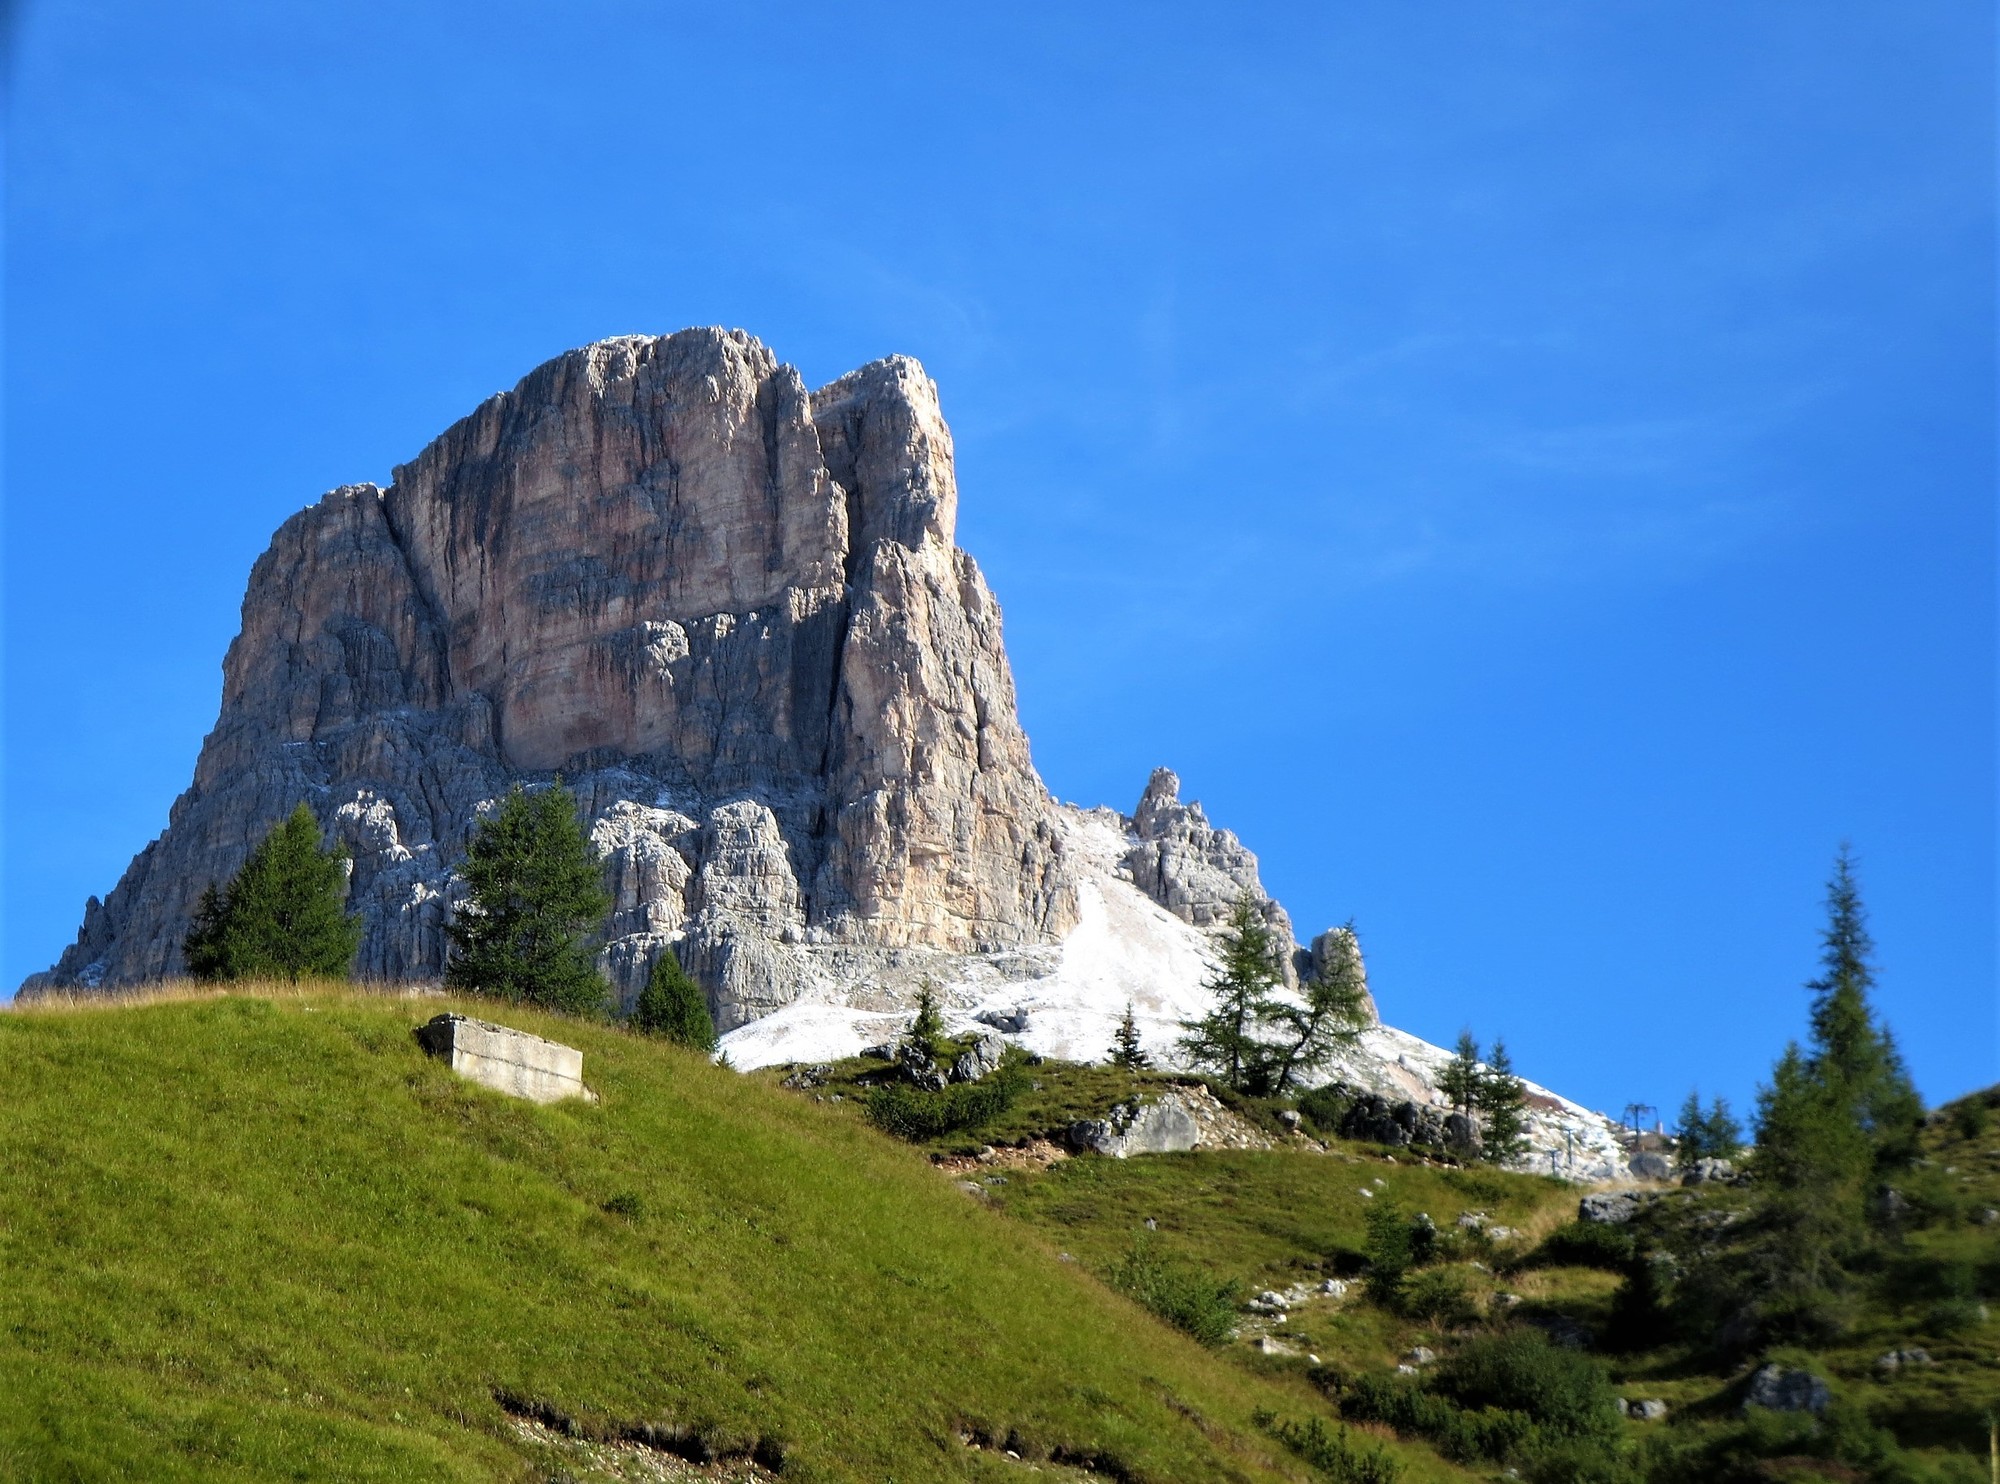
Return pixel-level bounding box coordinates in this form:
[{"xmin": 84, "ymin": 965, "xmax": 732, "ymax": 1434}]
[{"xmin": 5, "ymin": 2, "xmax": 1994, "ymax": 1116}]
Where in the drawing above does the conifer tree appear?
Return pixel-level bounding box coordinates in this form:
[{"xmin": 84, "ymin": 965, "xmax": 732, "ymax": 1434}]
[
  {"xmin": 631, "ymin": 947, "xmax": 716, "ymax": 1052},
  {"xmin": 1475, "ymin": 1038, "xmax": 1528, "ymax": 1163},
  {"xmin": 1439, "ymin": 1030, "xmax": 1482, "ymax": 1115},
  {"xmin": 182, "ymin": 803, "xmax": 361, "ymax": 982},
  {"xmin": 1701, "ymin": 1097, "xmax": 1742, "ymax": 1159},
  {"xmin": 1177, "ymin": 896, "xmax": 1285, "ymax": 1092},
  {"xmin": 1675, "ymin": 1089, "xmax": 1745, "ymax": 1166},
  {"xmin": 445, "ymin": 782, "xmax": 611, "ymax": 1016},
  {"xmin": 1673, "ymin": 1090, "xmax": 1708, "ymax": 1169},
  {"xmin": 1805, "ymin": 846, "xmax": 1922, "ymax": 1166},
  {"xmin": 1262, "ymin": 920, "xmax": 1371, "ymax": 1096},
  {"xmin": 1109, "ymin": 1002, "xmax": 1151, "ymax": 1070},
  {"xmin": 901, "ymin": 986, "xmax": 948, "ymax": 1067},
  {"xmin": 1752, "ymin": 847, "xmax": 1923, "ymax": 1306}
]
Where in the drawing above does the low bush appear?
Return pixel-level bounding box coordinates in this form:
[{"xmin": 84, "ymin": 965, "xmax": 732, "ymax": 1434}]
[
  {"xmin": 1260, "ymin": 1412, "xmax": 1402, "ymax": 1484},
  {"xmin": 1433, "ymin": 1329, "xmax": 1621, "ymax": 1442},
  {"xmin": 1922, "ymin": 1296, "xmax": 1987, "ymax": 1337},
  {"xmin": 1337, "ymin": 1371, "xmax": 1533, "ymax": 1464},
  {"xmin": 1530, "ymin": 1220, "xmax": 1636, "ymax": 1270},
  {"xmin": 1108, "ymin": 1239, "xmax": 1241, "ymax": 1348},
  {"xmin": 864, "ymin": 1059, "xmax": 1029, "ymax": 1140},
  {"xmin": 1399, "ymin": 1267, "xmax": 1478, "ymax": 1328},
  {"xmin": 1297, "ymin": 1083, "xmax": 1354, "ymax": 1137}
]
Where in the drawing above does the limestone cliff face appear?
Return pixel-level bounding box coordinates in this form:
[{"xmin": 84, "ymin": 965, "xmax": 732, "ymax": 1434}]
[{"xmin": 26, "ymin": 330, "xmax": 1073, "ymax": 1025}]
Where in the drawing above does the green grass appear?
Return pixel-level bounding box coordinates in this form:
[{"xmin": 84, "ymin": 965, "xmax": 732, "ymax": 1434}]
[
  {"xmin": 0, "ymin": 985, "xmax": 1322, "ymax": 1483},
  {"xmin": 11, "ymin": 984, "xmax": 1992, "ymax": 1482}
]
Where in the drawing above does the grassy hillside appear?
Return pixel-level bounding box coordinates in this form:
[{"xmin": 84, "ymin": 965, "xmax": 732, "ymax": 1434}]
[
  {"xmin": 0, "ymin": 985, "xmax": 1330, "ymax": 1483},
  {"xmin": 5, "ymin": 985, "xmax": 1992, "ymax": 1483}
]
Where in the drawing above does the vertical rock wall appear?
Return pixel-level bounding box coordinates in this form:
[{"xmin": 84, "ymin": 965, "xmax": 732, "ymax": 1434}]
[{"xmin": 24, "ymin": 329, "xmax": 1074, "ymax": 1024}]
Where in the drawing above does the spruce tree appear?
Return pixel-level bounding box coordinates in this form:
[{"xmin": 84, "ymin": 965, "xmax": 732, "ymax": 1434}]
[
  {"xmin": 901, "ymin": 986, "xmax": 948, "ymax": 1067},
  {"xmin": 1177, "ymin": 896, "xmax": 1285, "ymax": 1092},
  {"xmin": 1439, "ymin": 1030, "xmax": 1483, "ymax": 1115},
  {"xmin": 182, "ymin": 803, "xmax": 361, "ymax": 982},
  {"xmin": 445, "ymin": 782, "xmax": 611, "ymax": 1016},
  {"xmin": 1262, "ymin": 920, "xmax": 1371, "ymax": 1096},
  {"xmin": 1475, "ymin": 1038, "xmax": 1528, "ymax": 1163},
  {"xmin": 1752, "ymin": 848, "xmax": 1920, "ymax": 1311},
  {"xmin": 1701, "ymin": 1097, "xmax": 1742, "ymax": 1159},
  {"xmin": 1755, "ymin": 1041, "xmax": 1865, "ymax": 1294},
  {"xmin": 1673, "ymin": 1090, "xmax": 1708, "ymax": 1169},
  {"xmin": 631, "ymin": 947, "xmax": 716, "ymax": 1052},
  {"xmin": 1805, "ymin": 846, "xmax": 1922, "ymax": 1166},
  {"xmin": 1110, "ymin": 1002, "xmax": 1151, "ymax": 1070}
]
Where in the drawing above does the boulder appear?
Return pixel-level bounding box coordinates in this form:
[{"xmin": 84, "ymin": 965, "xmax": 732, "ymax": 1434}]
[
  {"xmin": 1627, "ymin": 1152, "xmax": 1673, "ymax": 1181},
  {"xmin": 1579, "ymin": 1192, "xmax": 1642, "ymax": 1225},
  {"xmin": 415, "ymin": 1014, "xmax": 594, "ymax": 1105},
  {"xmin": 1681, "ymin": 1157, "xmax": 1736, "ymax": 1187},
  {"xmin": 1068, "ymin": 1094, "xmax": 1201, "ymax": 1158},
  {"xmin": 1743, "ymin": 1364, "xmax": 1831, "ymax": 1415},
  {"xmin": 1875, "ymin": 1348, "xmax": 1932, "ymax": 1372},
  {"xmin": 950, "ymin": 1032, "xmax": 1007, "ymax": 1084},
  {"xmin": 1617, "ymin": 1399, "xmax": 1668, "ymax": 1421}
]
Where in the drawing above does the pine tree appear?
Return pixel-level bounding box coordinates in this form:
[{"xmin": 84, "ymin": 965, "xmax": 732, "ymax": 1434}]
[
  {"xmin": 631, "ymin": 947, "xmax": 716, "ymax": 1052},
  {"xmin": 1439, "ymin": 1030, "xmax": 1482, "ymax": 1115},
  {"xmin": 1673, "ymin": 1089, "xmax": 1708, "ymax": 1169},
  {"xmin": 1475, "ymin": 1038, "xmax": 1528, "ymax": 1163},
  {"xmin": 445, "ymin": 782, "xmax": 611, "ymax": 1016},
  {"xmin": 182, "ymin": 803, "xmax": 361, "ymax": 982},
  {"xmin": 1109, "ymin": 1002, "xmax": 1151, "ymax": 1070},
  {"xmin": 1805, "ymin": 845, "xmax": 1922, "ymax": 1167},
  {"xmin": 1262, "ymin": 920, "xmax": 1371, "ymax": 1096},
  {"xmin": 1755, "ymin": 1041, "xmax": 1867, "ymax": 1294},
  {"xmin": 1177, "ymin": 896, "xmax": 1286, "ymax": 1092},
  {"xmin": 1701, "ymin": 1097, "xmax": 1742, "ymax": 1160}
]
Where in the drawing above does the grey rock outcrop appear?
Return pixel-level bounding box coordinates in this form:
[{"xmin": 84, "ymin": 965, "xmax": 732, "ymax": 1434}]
[
  {"xmin": 1743, "ymin": 1364, "xmax": 1831, "ymax": 1415},
  {"xmin": 1578, "ymin": 1191, "xmax": 1642, "ymax": 1225},
  {"xmin": 1068, "ymin": 1093, "xmax": 1203, "ymax": 1158},
  {"xmin": 1121, "ymin": 769, "xmax": 1296, "ymax": 974},
  {"xmin": 1325, "ymin": 1085, "xmax": 1480, "ymax": 1152},
  {"xmin": 1681, "ymin": 1157, "xmax": 1736, "ymax": 1187},
  {"xmin": 24, "ymin": 331, "xmax": 1074, "ymax": 1023},
  {"xmin": 1627, "ymin": 1151, "xmax": 1674, "ymax": 1181}
]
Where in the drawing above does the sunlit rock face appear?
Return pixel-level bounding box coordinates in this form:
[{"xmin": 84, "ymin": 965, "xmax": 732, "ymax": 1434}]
[{"xmin": 24, "ymin": 330, "xmax": 1075, "ymax": 1026}]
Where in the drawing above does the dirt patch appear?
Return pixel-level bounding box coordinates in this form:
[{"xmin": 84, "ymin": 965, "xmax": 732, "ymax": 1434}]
[
  {"xmin": 935, "ymin": 1137, "xmax": 1073, "ymax": 1174},
  {"xmin": 507, "ymin": 1417, "xmax": 779, "ymax": 1482}
]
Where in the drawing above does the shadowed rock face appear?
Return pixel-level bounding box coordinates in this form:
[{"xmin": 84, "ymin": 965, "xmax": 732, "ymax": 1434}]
[{"xmin": 26, "ymin": 330, "xmax": 1076, "ymax": 1025}]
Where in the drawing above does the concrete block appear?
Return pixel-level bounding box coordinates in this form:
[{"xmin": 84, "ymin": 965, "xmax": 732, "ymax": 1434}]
[{"xmin": 416, "ymin": 1014, "xmax": 597, "ymax": 1104}]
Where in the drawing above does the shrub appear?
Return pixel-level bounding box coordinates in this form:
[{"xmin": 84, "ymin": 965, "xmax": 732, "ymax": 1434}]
[
  {"xmin": 631, "ymin": 948, "xmax": 717, "ymax": 1051},
  {"xmin": 1949, "ymin": 1096, "xmax": 1990, "ymax": 1140},
  {"xmin": 1532, "ymin": 1220, "xmax": 1636, "ymax": 1270},
  {"xmin": 1262, "ymin": 1412, "xmax": 1402, "ymax": 1484},
  {"xmin": 1400, "ymin": 1268, "xmax": 1478, "ymax": 1328},
  {"xmin": 864, "ymin": 1059, "xmax": 1028, "ymax": 1141},
  {"xmin": 1338, "ymin": 1372, "xmax": 1533, "ymax": 1464},
  {"xmin": 1922, "ymin": 1296, "xmax": 1986, "ymax": 1337},
  {"xmin": 1433, "ymin": 1330, "xmax": 1620, "ymax": 1442},
  {"xmin": 1297, "ymin": 1082, "xmax": 1353, "ymax": 1137},
  {"xmin": 1109, "ymin": 1239, "xmax": 1240, "ymax": 1348},
  {"xmin": 1364, "ymin": 1198, "xmax": 1413, "ymax": 1302}
]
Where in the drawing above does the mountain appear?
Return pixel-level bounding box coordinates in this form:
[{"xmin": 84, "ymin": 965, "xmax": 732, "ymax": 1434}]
[{"xmin": 22, "ymin": 328, "xmax": 1624, "ymax": 1174}]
